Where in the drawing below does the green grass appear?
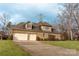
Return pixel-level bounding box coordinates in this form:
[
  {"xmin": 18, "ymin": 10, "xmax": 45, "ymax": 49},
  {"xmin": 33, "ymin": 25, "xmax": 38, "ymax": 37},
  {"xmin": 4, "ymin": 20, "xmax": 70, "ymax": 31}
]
[
  {"xmin": 0, "ymin": 40, "xmax": 31, "ymax": 56},
  {"xmin": 43, "ymin": 41, "xmax": 79, "ymax": 50}
]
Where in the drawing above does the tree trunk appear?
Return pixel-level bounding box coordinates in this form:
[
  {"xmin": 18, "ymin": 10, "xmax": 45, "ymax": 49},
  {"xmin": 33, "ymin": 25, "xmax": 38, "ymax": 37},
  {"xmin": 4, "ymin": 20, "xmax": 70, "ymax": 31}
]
[
  {"xmin": 70, "ymin": 30, "xmax": 73, "ymax": 40},
  {"xmin": 67, "ymin": 17, "xmax": 73, "ymax": 40}
]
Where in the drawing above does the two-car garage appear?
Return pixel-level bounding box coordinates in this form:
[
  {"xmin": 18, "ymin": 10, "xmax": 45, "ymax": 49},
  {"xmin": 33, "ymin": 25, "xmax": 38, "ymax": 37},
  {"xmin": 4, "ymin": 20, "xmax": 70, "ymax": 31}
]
[{"xmin": 13, "ymin": 33, "xmax": 37, "ymax": 41}]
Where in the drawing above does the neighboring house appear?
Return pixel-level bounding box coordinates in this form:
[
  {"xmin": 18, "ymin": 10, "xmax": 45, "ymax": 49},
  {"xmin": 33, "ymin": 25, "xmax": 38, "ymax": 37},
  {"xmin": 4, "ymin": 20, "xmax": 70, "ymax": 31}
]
[
  {"xmin": 0, "ymin": 31, "xmax": 8, "ymax": 39},
  {"xmin": 12, "ymin": 22, "xmax": 63, "ymax": 41}
]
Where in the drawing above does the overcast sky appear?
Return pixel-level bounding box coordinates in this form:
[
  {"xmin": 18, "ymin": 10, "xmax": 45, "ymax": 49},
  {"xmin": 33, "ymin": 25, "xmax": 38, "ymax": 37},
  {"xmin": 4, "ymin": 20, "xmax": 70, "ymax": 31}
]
[{"xmin": 0, "ymin": 3, "xmax": 60, "ymax": 24}]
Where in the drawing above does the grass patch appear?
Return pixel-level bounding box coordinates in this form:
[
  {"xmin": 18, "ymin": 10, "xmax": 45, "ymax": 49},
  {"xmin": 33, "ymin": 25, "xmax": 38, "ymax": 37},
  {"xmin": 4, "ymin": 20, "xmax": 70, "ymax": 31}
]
[
  {"xmin": 43, "ymin": 41, "xmax": 79, "ymax": 50},
  {"xmin": 0, "ymin": 40, "xmax": 31, "ymax": 56}
]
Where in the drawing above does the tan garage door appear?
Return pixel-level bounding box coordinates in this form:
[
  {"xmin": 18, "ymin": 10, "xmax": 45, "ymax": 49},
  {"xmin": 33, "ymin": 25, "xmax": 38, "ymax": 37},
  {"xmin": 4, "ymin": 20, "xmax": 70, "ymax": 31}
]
[
  {"xmin": 13, "ymin": 33, "xmax": 28, "ymax": 40},
  {"xmin": 29, "ymin": 34, "xmax": 36, "ymax": 40}
]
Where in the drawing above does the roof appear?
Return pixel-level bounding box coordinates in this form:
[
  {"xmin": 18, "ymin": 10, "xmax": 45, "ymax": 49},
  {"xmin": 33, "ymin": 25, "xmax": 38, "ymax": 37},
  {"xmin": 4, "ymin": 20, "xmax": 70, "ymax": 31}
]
[
  {"xmin": 12, "ymin": 22, "xmax": 54, "ymax": 33},
  {"xmin": 37, "ymin": 22, "xmax": 52, "ymax": 27},
  {"xmin": 12, "ymin": 24, "xmax": 25, "ymax": 29},
  {"xmin": 12, "ymin": 22, "xmax": 52, "ymax": 29}
]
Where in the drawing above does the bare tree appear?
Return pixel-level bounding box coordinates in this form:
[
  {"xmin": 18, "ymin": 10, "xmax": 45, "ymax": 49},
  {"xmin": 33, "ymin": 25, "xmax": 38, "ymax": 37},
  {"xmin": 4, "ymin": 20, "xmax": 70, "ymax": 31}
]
[
  {"xmin": 0, "ymin": 13, "xmax": 11, "ymax": 40},
  {"xmin": 7, "ymin": 22, "xmax": 12, "ymax": 39},
  {"xmin": 58, "ymin": 3, "xmax": 78, "ymax": 40},
  {"xmin": 72, "ymin": 4, "xmax": 79, "ymax": 31}
]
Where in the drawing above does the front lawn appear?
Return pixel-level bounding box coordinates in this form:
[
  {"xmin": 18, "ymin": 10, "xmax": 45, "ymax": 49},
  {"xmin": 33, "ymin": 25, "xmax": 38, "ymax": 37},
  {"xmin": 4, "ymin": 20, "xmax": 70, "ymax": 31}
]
[
  {"xmin": 0, "ymin": 40, "xmax": 31, "ymax": 56},
  {"xmin": 43, "ymin": 41, "xmax": 79, "ymax": 50}
]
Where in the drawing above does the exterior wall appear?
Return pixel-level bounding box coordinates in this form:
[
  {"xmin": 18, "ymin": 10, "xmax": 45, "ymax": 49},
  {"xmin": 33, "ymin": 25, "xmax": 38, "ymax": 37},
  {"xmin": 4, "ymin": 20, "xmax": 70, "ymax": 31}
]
[
  {"xmin": 49, "ymin": 33, "xmax": 62, "ymax": 40},
  {"xmin": 12, "ymin": 29, "xmax": 62, "ymax": 41},
  {"xmin": 37, "ymin": 32, "xmax": 62, "ymax": 40},
  {"xmin": 37, "ymin": 33, "xmax": 48, "ymax": 39},
  {"xmin": 12, "ymin": 30, "xmax": 36, "ymax": 34},
  {"xmin": 44, "ymin": 33, "xmax": 49, "ymax": 39},
  {"xmin": 54, "ymin": 34, "xmax": 61, "ymax": 40},
  {"xmin": 41, "ymin": 26, "xmax": 52, "ymax": 32},
  {"xmin": 37, "ymin": 33, "xmax": 43, "ymax": 39}
]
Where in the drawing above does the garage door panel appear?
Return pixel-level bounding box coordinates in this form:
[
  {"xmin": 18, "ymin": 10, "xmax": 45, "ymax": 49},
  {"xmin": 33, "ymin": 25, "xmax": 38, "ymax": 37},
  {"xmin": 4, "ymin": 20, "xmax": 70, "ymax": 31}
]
[
  {"xmin": 29, "ymin": 34, "xmax": 36, "ymax": 40},
  {"xmin": 13, "ymin": 33, "xmax": 28, "ymax": 40}
]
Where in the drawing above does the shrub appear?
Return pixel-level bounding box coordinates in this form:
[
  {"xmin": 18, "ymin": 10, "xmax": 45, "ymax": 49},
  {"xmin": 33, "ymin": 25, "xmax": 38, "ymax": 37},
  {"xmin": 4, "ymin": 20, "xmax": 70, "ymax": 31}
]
[
  {"xmin": 43, "ymin": 39, "xmax": 48, "ymax": 41},
  {"xmin": 36, "ymin": 37, "xmax": 42, "ymax": 41}
]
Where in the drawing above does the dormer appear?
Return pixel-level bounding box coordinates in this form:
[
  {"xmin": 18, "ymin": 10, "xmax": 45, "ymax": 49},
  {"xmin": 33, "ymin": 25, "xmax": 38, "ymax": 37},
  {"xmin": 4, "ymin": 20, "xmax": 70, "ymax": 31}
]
[
  {"xmin": 25, "ymin": 22, "xmax": 32, "ymax": 30},
  {"xmin": 38, "ymin": 22, "xmax": 52, "ymax": 32},
  {"xmin": 41, "ymin": 26, "xmax": 52, "ymax": 32}
]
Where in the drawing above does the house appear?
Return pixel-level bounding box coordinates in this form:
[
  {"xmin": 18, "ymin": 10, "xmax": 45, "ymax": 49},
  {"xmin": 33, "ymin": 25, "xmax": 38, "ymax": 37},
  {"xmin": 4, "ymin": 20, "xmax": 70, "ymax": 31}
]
[
  {"xmin": 0, "ymin": 31, "xmax": 3, "ymax": 39},
  {"xmin": 12, "ymin": 22, "xmax": 62, "ymax": 41},
  {"xmin": 0, "ymin": 31, "xmax": 8, "ymax": 39}
]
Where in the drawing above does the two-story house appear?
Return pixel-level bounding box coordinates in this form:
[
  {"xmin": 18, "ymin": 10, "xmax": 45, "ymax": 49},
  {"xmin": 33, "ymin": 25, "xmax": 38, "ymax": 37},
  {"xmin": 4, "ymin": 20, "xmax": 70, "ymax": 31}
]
[{"xmin": 12, "ymin": 22, "xmax": 62, "ymax": 41}]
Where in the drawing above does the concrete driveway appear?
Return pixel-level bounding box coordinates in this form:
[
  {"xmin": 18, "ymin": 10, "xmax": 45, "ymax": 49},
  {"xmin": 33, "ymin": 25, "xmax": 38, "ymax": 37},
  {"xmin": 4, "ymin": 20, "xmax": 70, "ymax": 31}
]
[{"xmin": 14, "ymin": 41, "xmax": 79, "ymax": 56}]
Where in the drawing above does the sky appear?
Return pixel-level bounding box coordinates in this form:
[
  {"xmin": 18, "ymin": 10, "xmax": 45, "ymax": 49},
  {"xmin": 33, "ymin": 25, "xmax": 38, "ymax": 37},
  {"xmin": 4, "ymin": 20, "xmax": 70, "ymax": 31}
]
[{"xmin": 0, "ymin": 3, "xmax": 60, "ymax": 25}]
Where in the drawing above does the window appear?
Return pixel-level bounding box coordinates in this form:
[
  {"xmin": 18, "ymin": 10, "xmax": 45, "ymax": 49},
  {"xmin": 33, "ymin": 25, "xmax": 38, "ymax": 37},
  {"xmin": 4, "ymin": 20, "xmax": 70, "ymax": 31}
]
[{"xmin": 41, "ymin": 26, "xmax": 51, "ymax": 32}]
